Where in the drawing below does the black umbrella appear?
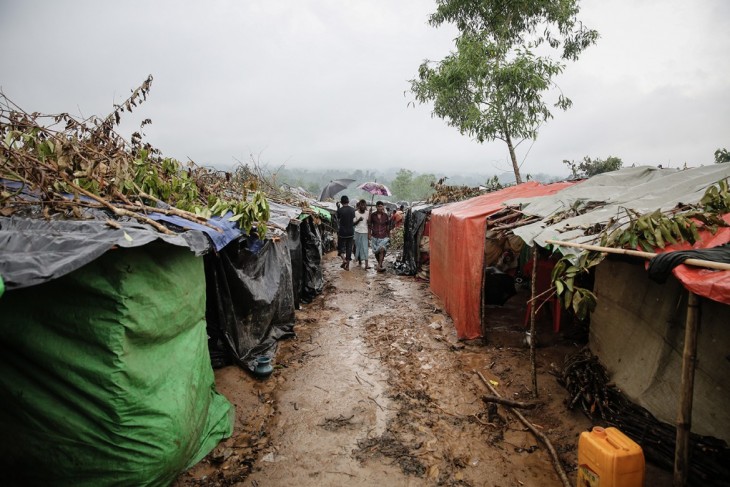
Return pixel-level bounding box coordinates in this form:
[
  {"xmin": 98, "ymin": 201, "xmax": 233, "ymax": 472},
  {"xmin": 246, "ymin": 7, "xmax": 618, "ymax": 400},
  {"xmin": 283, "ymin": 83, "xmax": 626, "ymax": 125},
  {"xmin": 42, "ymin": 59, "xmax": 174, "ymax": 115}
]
[{"xmin": 319, "ymin": 178, "xmax": 356, "ymax": 201}]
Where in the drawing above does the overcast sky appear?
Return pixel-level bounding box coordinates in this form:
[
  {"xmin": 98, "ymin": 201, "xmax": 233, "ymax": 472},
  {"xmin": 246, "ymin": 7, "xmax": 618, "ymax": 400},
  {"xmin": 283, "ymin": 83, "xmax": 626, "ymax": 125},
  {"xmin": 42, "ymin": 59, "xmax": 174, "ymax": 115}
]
[{"xmin": 2, "ymin": 0, "xmax": 729, "ymax": 178}]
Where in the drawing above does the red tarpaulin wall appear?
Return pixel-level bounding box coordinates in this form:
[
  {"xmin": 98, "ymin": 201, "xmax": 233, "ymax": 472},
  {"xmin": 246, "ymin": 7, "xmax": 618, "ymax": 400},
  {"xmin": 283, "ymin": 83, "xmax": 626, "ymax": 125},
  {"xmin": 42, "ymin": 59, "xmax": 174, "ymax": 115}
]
[
  {"xmin": 429, "ymin": 181, "xmax": 575, "ymax": 339},
  {"xmin": 651, "ymin": 213, "xmax": 730, "ymax": 305}
]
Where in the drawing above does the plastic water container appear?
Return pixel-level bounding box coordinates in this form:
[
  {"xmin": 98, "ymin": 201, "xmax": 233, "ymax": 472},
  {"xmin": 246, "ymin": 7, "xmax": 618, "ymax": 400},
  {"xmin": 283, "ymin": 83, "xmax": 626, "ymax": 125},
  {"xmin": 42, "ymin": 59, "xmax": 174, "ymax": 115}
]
[{"xmin": 577, "ymin": 426, "xmax": 645, "ymax": 487}]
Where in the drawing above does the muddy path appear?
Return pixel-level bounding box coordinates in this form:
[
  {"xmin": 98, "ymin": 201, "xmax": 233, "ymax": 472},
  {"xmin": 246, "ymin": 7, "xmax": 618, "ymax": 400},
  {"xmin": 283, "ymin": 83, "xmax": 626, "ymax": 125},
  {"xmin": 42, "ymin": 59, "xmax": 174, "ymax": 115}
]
[{"xmin": 175, "ymin": 251, "xmax": 670, "ymax": 486}]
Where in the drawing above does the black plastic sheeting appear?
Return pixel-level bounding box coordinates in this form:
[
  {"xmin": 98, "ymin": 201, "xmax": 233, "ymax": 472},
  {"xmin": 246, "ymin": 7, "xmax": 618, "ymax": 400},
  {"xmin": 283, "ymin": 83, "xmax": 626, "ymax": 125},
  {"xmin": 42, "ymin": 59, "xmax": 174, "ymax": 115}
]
[
  {"xmin": 394, "ymin": 206, "xmax": 432, "ymax": 275},
  {"xmin": 287, "ymin": 221, "xmax": 303, "ymax": 310},
  {"xmin": 299, "ymin": 217, "xmax": 325, "ymax": 303},
  {"xmin": 205, "ymin": 234, "xmax": 296, "ymax": 371},
  {"xmin": 0, "ymin": 216, "xmax": 210, "ymax": 290},
  {"xmin": 648, "ymin": 243, "xmax": 730, "ymax": 283}
]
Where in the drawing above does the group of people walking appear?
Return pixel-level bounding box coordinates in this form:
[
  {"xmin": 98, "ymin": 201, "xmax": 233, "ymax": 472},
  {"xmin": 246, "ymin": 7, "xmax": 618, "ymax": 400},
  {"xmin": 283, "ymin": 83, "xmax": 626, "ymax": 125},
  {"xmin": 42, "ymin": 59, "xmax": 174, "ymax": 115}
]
[{"xmin": 335, "ymin": 195, "xmax": 402, "ymax": 273}]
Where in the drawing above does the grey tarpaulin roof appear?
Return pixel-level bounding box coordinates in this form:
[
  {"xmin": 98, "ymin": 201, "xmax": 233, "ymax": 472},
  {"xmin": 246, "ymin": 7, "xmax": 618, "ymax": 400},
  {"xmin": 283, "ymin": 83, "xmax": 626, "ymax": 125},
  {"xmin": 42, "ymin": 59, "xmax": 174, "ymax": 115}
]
[
  {"xmin": 0, "ymin": 217, "xmax": 210, "ymax": 290},
  {"xmin": 505, "ymin": 165, "xmax": 730, "ymax": 254},
  {"xmin": 268, "ymin": 201, "xmax": 302, "ymax": 234}
]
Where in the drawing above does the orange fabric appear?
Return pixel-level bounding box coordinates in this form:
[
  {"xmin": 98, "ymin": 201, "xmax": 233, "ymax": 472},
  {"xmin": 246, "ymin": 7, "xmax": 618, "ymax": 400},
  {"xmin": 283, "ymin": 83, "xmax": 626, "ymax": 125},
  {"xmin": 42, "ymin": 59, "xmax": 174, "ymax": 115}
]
[
  {"xmin": 429, "ymin": 181, "xmax": 576, "ymax": 339},
  {"xmin": 650, "ymin": 213, "xmax": 730, "ymax": 305}
]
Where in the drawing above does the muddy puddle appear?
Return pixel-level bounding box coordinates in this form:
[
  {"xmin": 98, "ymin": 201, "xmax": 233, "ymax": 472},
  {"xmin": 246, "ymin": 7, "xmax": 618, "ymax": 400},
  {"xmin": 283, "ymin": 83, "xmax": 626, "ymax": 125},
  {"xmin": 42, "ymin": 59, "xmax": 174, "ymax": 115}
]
[{"xmin": 174, "ymin": 252, "xmax": 672, "ymax": 487}]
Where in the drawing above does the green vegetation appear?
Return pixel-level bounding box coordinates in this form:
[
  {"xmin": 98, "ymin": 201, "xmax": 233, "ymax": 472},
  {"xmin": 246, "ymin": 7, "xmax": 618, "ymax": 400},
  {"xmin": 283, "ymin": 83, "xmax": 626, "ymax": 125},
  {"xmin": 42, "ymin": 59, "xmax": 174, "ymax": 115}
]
[
  {"xmin": 1, "ymin": 76, "xmax": 270, "ymax": 238},
  {"xmin": 715, "ymin": 148, "xmax": 730, "ymax": 163},
  {"xmin": 562, "ymin": 156, "xmax": 623, "ymax": 179},
  {"xmin": 390, "ymin": 169, "xmax": 436, "ymax": 203}
]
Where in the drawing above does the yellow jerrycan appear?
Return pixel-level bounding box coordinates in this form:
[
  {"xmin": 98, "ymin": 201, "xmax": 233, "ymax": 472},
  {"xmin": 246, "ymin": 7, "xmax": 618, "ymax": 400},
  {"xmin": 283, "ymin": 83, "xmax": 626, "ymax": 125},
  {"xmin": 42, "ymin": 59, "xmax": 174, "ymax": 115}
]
[{"xmin": 577, "ymin": 426, "xmax": 645, "ymax": 487}]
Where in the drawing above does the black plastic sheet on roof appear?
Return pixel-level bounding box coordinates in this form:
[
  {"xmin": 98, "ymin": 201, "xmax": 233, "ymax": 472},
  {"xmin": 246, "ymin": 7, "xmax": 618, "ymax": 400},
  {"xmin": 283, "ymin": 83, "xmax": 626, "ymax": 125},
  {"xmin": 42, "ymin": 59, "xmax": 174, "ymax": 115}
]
[{"xmin": 0, "ymin": 216, "xmax": 210, "ymax": 290}]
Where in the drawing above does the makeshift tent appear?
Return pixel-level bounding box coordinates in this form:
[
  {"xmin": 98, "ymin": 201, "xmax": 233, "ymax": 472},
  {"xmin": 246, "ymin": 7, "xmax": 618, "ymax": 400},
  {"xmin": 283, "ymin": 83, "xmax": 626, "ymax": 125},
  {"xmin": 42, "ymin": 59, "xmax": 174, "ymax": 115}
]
[
  {"xmin": 497, "ymin": 166, "xmax": 730, "ymax": 476},
  {"xmin": 0, "ymin": 220, "xmax": 233, "ymax": 486},
  {"xmin": 429, "ymin": 181, "xmax": 575, "ymax": 339}
]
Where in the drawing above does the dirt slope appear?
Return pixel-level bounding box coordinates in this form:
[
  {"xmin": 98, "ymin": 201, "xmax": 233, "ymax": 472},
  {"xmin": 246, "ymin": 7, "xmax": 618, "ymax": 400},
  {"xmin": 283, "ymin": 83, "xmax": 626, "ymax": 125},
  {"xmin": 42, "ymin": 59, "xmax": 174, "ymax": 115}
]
[{"xmin": 174, "ymin": 252, "xmax": 671, "ymax": 486}]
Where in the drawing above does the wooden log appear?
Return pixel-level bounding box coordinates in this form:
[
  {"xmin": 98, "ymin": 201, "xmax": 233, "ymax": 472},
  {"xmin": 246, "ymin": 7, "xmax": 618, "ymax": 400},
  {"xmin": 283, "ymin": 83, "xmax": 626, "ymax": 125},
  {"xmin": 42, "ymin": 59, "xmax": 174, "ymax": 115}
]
[
  {"xmin": 545, "ymin": 239, "xmax": 730, "ymax": 271},
  {"xmin": 474, "ymin": 370, "xmax": 571, "ymax": 487},
  {"xmin": 481, "ymin": 394, "xmax": 538, "ymax": 410},
  {"xmin": 673, "ymin": 291, "xmax": 700, "ymax": 487}
]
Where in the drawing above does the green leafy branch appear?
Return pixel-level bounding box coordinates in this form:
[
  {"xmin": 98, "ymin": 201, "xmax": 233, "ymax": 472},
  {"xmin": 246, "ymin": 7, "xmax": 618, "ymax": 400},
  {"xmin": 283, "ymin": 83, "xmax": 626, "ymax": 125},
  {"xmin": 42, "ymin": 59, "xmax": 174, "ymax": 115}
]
[
  {"xmin": 551, "ymin": 250, "xmax": 601, "ymax": 321},
  {"xmin": 601, "ymin": 179, "xmax": 729, "ymax": 252}
]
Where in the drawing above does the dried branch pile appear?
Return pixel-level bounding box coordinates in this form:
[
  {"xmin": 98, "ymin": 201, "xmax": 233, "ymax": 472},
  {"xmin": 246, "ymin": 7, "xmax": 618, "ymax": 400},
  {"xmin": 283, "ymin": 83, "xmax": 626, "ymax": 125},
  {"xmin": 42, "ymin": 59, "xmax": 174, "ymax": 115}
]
[
  {"xmin": 0, "ymin": 76, "xmax": 273, "ymax": 237},
  {"xmin": 561, "ymin": 348, "xmax": 730, "ymax": 486}
]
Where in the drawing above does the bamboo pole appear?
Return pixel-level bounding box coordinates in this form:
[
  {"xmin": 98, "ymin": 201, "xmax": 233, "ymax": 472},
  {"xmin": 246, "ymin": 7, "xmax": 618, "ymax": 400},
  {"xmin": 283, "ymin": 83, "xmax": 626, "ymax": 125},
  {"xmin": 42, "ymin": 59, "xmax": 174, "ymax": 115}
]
[
  {"xmin": 673, "ymin": 291, "xmax": 700, "ymax": 487},
  {"xmin": 529, "ymin": 245, "xmax": 539, "ymax": 398},
  {"xmin": 494, "ymin": 216, "xmax": 539, "ymax": 231},
  {"xmin": 480, "ymin": 227, "xmax": 489, "ymax": 340},
  {"xmin": 545, "ymin": 239, "xmax": 730, "ymax": 271}
]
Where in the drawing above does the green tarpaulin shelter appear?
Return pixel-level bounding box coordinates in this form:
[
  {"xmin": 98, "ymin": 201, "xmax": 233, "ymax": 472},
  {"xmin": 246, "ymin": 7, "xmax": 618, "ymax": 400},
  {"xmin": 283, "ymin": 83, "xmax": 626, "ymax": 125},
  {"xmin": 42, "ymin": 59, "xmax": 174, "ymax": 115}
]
[{"xmin": 0, "ymin": 242, "xmax": 233, "ymax": 486}]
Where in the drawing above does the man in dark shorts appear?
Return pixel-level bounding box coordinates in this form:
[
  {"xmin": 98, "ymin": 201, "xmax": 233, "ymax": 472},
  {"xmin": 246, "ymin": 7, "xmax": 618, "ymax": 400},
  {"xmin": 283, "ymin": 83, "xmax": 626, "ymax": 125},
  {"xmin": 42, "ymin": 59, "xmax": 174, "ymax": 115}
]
[
  {"xmin": 336, "ymin": 195, "xmax": 356, "ymax": 270},
  {"xmin": 368, "ymin": 200, "xmax": 391, "ymax": 272}
]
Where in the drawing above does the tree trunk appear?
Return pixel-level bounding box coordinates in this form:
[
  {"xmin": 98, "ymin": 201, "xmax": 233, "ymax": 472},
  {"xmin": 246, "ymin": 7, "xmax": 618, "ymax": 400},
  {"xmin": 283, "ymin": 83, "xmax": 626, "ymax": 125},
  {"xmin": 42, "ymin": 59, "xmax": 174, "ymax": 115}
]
[{"xmin": 505, "ymin": 132, "xmax": 522, "ymax": 184}]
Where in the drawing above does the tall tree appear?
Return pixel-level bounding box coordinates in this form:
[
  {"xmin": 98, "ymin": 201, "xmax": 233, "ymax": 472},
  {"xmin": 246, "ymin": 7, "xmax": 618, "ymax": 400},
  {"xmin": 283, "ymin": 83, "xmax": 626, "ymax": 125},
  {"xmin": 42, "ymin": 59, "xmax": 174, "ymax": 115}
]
[
  {"xmin": 411, "ymin": 0, "xmax": 598, "ymax": 183},
  {"xmin": 412, "ymin": 173, "xmax": 437, "ymax": 201},
  {"xmin": 391, "ymin": 168, "xmax": 415, "ymax": 202}
]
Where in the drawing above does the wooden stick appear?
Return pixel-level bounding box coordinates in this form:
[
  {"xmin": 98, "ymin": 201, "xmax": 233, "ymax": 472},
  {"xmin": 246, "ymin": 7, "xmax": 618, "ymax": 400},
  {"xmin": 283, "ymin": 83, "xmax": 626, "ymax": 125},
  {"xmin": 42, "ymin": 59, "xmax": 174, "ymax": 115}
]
[
  {"xmin": 474, "ymin": 370, "xmax": 571, "ymax": 487},
  {"xmin": 481, "ymin": 394, "xmax": 538, "ymax": 410},
  {"xmin": 546, "ymin": 239, "xmax": 730, "ymax": 271},
  {"xmin": 67, "ymin": 182, "xmax": 173, "ymax": 235},
  {"xmin": 674, "ymin": 291, "xmax": 700, "ymax": 487},
  {"xmin": 133, "ymin": 187, "xmax": 215, "ymax": 225},
  {"xmin": 117, "ymin": 203, "xmax": 223, "ymax": 232}
]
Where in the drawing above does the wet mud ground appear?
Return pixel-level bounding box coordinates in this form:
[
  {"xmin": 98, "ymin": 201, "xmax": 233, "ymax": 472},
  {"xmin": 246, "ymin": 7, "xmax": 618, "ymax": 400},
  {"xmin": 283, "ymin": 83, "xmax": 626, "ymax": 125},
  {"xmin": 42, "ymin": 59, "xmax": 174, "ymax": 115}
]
[{"xmin": 174, "ymin": 252, "xmax": 672, "ymax": 486}]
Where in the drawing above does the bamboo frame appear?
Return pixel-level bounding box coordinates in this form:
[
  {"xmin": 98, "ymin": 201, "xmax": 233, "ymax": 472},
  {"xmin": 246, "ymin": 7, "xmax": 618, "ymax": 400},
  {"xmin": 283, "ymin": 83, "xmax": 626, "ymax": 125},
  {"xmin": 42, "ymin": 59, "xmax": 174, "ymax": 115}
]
[{"xmin": 545, "ymin": 239, "xmax": 730, "ymax": 271}]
